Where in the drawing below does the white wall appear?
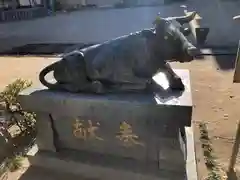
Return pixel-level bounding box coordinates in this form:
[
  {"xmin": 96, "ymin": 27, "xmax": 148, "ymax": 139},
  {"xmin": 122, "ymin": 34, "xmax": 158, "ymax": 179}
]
[
  {"xmin": 57, "ymin": 0, "xmax": 164, "ymax": 8},
  {"xmin": 58, "ymin": 0, "xmax": 120, "ymax": 7},
  {"xmin": 138, "ymin": 0, "xmax": 164, "ymax": 6},
  {"xmin": 1, "ymin": 1, "xmax": 240, "ymax": 48},
  {"xmin": 87, "ymin": 0, "xmax": 119, "ymax": 7},
  {"xmin": 19, "ymin": 0, "xmax": 41, "ymax": 6}
]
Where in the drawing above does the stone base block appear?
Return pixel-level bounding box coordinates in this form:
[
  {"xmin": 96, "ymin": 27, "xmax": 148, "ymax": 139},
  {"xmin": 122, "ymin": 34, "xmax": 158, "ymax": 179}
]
[
  {"xmin": 19, "ymin": 69, "xmax": 194, "ymax": 177},
  {"xmin": 18, "ymin": 69, "xmax": 192, "ymax": 162}
]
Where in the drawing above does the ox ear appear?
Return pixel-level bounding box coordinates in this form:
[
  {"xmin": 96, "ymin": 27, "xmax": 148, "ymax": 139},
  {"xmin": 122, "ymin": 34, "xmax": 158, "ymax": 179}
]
[{"xmin": 153, "ymin": 16, "xmax": 166, "ymax": 36}]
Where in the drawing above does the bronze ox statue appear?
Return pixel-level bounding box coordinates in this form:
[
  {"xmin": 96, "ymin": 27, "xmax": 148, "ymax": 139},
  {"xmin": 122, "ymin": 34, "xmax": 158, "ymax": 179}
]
[{"xmin": 39, "ymin": 12, "xmax": 198, "ymax": 94}]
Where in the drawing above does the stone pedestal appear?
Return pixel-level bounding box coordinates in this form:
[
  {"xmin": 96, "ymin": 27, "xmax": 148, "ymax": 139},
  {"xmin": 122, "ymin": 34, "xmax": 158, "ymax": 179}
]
[{"xmin": 19, "ymin": 69, "xmax": 197, "ymax": 179}]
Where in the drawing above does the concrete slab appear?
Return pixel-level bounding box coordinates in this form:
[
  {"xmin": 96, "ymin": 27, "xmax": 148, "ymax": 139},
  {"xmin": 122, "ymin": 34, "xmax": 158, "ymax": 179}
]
[
  {"xmin": 185, "ymin": 126, "xmax": 198, "ymax": 180},
  {"xmin": 4, "ymin": 165, "xmax": 91, "ymax": 180},
  {"xmin": 27, "ymin": 152, "xmax": 178, "ymax": 180}
]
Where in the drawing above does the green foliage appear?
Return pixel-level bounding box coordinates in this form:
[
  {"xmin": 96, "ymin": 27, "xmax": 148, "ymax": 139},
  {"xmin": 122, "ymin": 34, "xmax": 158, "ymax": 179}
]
[
  {"xmin": 5, "ymin": 156, "xmax": 23, "ymax": 172},
  {"xmin": 205, "ymin": 171, "xmax": 222, "ymax": 180},
  {"xmin": 0, "ymin": 79, "xmax": 35, "ymax": 132},
  {"xmin": 0, "ymin": 79, "xmax": 35, "ymax": 178},
  {"xmin": 0, "ymin": 155, "xmax": 24, "ymax": 179},
  {"xmin": 199, "ymin": 123, "xmax": 223, "ymax": 180},
  {"xmin": 0, "ymin": 79, "xmax": 31, "ymax": 107}
]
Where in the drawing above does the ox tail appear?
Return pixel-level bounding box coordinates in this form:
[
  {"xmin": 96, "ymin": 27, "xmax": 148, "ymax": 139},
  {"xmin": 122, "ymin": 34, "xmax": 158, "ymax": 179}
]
[{"xmin": 39, "ymin": 62, "xmax": 60, "ymax": 90}]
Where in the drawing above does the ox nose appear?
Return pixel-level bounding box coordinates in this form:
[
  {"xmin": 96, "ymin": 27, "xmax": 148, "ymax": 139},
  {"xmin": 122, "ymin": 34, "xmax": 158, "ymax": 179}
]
[
  {"xmin": 187, "ymin": 46, "xmax": 199, "ymax": 57},
  {"xmin": 179, "ymin": 46, "xmax": 198, "ymax": 63}
]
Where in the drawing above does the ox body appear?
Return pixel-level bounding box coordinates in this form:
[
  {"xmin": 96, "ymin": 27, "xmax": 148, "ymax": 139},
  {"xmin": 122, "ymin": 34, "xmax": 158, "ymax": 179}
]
[{"xmin": 39, "ymin": 12, "xmax": 197, "ymax": 93}]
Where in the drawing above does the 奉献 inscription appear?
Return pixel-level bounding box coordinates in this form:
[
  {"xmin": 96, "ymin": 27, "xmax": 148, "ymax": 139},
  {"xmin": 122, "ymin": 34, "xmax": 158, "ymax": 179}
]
[
  {"xmin": 116, "ymin": 121, "xmax": 144, "ymax": 147},
  {"xmin": 72, "ymin": 118, "xmax": 144, "ymax": 147},
  {"xmin": 72, "ymin": 119, "xmax": 103, "ymax": 141}
]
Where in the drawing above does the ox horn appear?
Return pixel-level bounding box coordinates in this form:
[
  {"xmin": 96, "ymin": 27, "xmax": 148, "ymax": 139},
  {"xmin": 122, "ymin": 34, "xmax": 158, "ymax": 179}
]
[{"xmin": 174, "ymin": 11, "xmax": 197, "ymax": 25}]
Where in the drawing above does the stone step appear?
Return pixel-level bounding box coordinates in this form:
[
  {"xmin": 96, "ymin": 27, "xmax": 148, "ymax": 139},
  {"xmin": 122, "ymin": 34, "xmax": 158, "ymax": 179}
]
[{"xmin": 27, "ymin": 150, "xmax": 185, "ymax": 180}]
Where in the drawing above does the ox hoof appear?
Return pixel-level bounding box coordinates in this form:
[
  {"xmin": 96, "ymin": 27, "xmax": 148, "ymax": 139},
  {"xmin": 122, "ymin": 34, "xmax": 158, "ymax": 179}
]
[
  {"xmin": 91, "ymin": 81, "xmax": 105, "ymax": 94},
  {"xmin": 169, "ymin": 77, "xmax": 185, "ymax": 91}
]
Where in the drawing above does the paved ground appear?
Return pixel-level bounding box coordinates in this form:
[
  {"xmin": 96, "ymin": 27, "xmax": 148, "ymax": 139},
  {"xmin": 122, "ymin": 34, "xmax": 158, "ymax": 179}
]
[
  {"xmin": 0, "ymin": 54, "xmax": 240, "ymax": 179},
  {"xmin": 0, "ymin": 56, "xmax": 57, "ymax": 89},
  {"xmin": 1, "ymin": 0, "xmax": 240, "ymax": 51}
]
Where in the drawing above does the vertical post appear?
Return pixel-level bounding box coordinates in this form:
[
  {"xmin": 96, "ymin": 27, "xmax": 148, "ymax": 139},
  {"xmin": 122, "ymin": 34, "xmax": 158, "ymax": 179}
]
[
  {"xmin": 49, "ymin": 0, "xmax": 55, "ymax": 12},
  {"xmin": 41, "ymin": 0, "xmax": 48, "ymax": 8},
  {"xmin": 228, "ymin": 121, "xmax": 240, "ymax": 172},
  {"xmin": 183, "ymin": 10, "xmax": 209, "ymax": 46},
  {"xmin": 81, "ymin": 0, "xmax": 86, "ymax": 6},
  {"xmin": 233, "ymin": 40, "xmax": 240, "ymax": 83},
  {"xmin": 228, "ymin": 15, "xmax": 240, "ymax": 176}
]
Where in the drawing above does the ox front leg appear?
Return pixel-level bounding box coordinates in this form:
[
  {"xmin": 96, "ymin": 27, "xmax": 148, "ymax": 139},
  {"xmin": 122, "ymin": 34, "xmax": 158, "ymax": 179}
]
[{"xmin": 163, "ymin": 62, "xmax": 185, "ymax": 90}]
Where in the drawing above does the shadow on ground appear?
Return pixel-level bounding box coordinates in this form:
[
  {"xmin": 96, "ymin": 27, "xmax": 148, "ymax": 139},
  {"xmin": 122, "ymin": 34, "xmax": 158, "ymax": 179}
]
[
  {"xmin": 227, "ymin": 169, "xmax": 240, "ymax": 180},
  {"xmin": 211, "ymin": 54, "xmax": 236, "ymax": 70},
  {"xmin": 207, "ymin": 47, "xmax": 237, "ymax": 70},
  {"xmin": 0, "ymin": 43, "xmax": 94, "ymax": 56},
  {"xmin": 195, "ymin": 46, "xmax": 237, "ymax": 70}
]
